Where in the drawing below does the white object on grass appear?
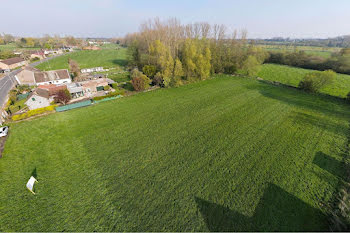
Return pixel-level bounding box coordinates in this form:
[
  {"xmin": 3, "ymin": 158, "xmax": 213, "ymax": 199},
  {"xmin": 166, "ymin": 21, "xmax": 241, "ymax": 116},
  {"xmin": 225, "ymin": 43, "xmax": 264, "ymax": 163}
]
[{"xmin": 26, "ymin": 176, "xmax": 38, "ymax": 194}]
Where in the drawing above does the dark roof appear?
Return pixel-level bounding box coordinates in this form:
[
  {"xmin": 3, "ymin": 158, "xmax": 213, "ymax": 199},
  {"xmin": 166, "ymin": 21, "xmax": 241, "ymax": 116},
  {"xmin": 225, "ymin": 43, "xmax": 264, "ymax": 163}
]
[
  {"xmin": 34, "ymin": 69, "xmax": 70, "ymax": 83},
  {"xmin": 0, "ymin": 57, "xmax": 25, "ymax": 65}
]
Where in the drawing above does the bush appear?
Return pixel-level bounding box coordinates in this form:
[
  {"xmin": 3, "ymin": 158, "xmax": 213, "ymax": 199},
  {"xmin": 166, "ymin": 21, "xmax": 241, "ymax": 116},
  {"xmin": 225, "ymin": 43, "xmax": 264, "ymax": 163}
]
[
  {"xmin": 92, "ymin": 90, "xmax": 125, "ymax": 101},
  {"xmin": 152, "ymin": 72, "xmax": 164, "ymax": 86},
  {"xmin": 299, "ymin": 70, "xmax": 336, "ymax": 93},
  {"xmin": 12, "ymin": 105, "xmax": 57, "ymax": 121},
  {"xmin": 142, "ymin": 65, "xmax": 157, "ymax": 78},
  {"xmin": 111, "ymin": 83, "xmax": 119, "ymax": 89},
  {"xmin": 104, "ymin": 85, "xmax": 111, "ymax": 91},
  {"xmin": 54, "ymin": 89, "xmax": 71, "ymax": 105}
]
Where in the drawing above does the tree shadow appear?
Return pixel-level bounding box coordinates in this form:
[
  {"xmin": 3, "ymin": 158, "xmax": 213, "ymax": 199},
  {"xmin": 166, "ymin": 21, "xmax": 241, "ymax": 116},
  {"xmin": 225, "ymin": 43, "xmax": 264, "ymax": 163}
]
[
  {"xmin": 245, "ymin": 81, "xmax": 350, "ymax": 121},
  {"xmin": 291, "ymin": 112, "xmax": 348, "ymax": 137},
  {"xmin": 313, "ymin": 151, "xmax": 348, "ymax": 182},
  {"xmin": 112, "ymin": 59, "xmax": 128, "ymax": 67},
  {"xmin": 31, "ymin": 167, "xmax": 37, "ymax": 179},
  {"xmin": 195, "ymin": 183, "xmax": 327, "ymax": 231}
]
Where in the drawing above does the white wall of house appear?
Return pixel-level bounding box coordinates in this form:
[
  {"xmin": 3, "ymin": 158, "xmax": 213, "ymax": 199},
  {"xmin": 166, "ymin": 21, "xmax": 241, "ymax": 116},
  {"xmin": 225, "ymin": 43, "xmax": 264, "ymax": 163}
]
[
  {"xmin": 35, "ymin": 78, "xmax": 72, "ymax": 86},
  {"xmin": 25, "ymin": 95, "xmax": 50, "ymax": 110}
]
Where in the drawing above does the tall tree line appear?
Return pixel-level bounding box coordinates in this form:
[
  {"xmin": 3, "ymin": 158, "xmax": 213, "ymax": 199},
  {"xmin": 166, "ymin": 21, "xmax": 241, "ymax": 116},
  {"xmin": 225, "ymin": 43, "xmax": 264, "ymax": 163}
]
[{"xmin": 122, "ymin": 18, "xmax": 268, "ymax": 88}]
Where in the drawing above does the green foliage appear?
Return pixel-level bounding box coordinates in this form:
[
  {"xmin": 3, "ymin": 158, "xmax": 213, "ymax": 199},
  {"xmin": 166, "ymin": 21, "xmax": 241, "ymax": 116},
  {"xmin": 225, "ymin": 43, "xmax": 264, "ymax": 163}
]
[
  {"xmin": 11, "ymin": 105, "xmax": 56, "ymax": 121},
  {"xmin": 142, "ymin": 65, "xmax": 156, "ymax": 78},
  {"xmin": 258, "ymin": 64, "xmax": 350, "ymax": 97},
  {"xmin": 103, "ymin": 85, "xmax": 111, "ymax": 91},
  {"xmin": 111, "ymin": 83, "xmax": 119, "ymax": 89},
  {"xmin": 299, "ymin": 70, "xmax": 336, "ymax": 93},
  {"xmin": 239, "ymin": 56, "xmax": 261, "ymax": 76},
  {"xmin": 92, "ymin": 90, "xmax": 125, "ymax": 101},
  {"xmin": 1, "ymin": 76, "xmax": 349, "ymax": 231},
  {"xmin": 131, "ymin": 70, "xmax": 151, "ymax": 91}
]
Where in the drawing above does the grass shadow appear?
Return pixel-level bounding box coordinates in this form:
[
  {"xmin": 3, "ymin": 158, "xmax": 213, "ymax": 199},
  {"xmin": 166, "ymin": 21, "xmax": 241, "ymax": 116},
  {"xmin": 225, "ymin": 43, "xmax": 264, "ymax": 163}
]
[
  {"xmin": 313, "ymin": 151, "xmax": 348, "ymax": 182},
  {"xmin": 31, "ymin": 167, "xmax": 37, "ymax": 179},
  {"xmin": 291, "ymin": 112, "xmax": 348, "ymax": 137},
  {"xmin": 112, "ymin": 59, "xmax": 128, "ymax": 67},
  {"xmin": 195, "ymin": 183, "xmax": 327, "ymax": 231},
  {"xmin": 245, "ymin": 80, "xmax": 350, "ymax": 120}
]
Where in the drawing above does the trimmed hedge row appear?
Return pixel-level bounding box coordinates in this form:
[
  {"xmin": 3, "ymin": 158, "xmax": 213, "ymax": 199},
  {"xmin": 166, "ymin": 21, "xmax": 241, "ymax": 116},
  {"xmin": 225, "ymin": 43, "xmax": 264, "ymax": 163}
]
[
  {"xmin": 12, "ymin": 105, "xmax": 57, "ymax": 121},
  {"xmin": 93, "ymin": 90, "xmax": 125, "ymax": 101}
]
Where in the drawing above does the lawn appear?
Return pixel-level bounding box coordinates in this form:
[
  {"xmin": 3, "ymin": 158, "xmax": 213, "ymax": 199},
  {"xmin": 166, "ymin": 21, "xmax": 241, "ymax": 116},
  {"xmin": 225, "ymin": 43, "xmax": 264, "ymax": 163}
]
[
  {"xmin": 36, "ymin": 47, "xmax": 128, "ymax": 71},
  {"xmin": 258, "ymin": 64, "xmax": 350, "ymax": 98},
  {"xmin": 1, "ymin": 76, "xmax": 349, "ymax": 231},
  {"xmin": 0, "ymin": 43, "xmax": 41, "ymax": 51},
  {"xmin": 258, "ymin": 45, "xmax": 340, "ymax": 58}
]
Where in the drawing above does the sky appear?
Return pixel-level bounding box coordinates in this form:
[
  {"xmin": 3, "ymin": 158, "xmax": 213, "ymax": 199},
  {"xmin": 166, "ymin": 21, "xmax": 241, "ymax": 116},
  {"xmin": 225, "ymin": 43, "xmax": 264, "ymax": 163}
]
[{"xmin": 1, "ymin": 0, "xmax": 350, "ymax": 39}]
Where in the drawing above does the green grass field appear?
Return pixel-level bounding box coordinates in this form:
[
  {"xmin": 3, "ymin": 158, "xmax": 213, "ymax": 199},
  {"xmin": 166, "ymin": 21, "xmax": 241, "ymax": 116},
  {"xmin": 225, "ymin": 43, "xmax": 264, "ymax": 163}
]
[
  {"xmin": 36, "ymin": 47, "xmax": 128, "ymax": 71},
  {"xmin": 0, "ymin": 43, "xmax": 41, "ymax": 51},
  {"xmin": 258, "ymin": 45, "xmax": 340, "ymax": 58},
  {"xmin": 1, "ymin": 75, "xmax": 349, "ymax": 231},
  {"xmin": 258, "ymin": 64, "xmax": 350, "ymax": 97}
]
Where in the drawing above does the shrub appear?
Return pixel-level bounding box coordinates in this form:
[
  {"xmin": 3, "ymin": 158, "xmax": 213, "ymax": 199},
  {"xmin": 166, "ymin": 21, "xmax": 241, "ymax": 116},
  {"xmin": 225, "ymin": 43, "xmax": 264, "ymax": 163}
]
[
  {"xmin": 142, "ymin": 65, "xmax": 157, "ymax": 78},
  {"xmin": 152, "ymin": 72, "xmax": 163, "ymax": 86},
  {"xmin": 92, "ymin": 90, "xmax": 125, "ymax": 101},
  {"xmin": 299, "ymin": 70, "xmax": 336, "ymax": 93},
  {"xmin": 111, "ymin": 83, "xmax": 119, "ymax": 89},
  {"xmin": 104, "ymin": 85, "xmax": 111, "ymax": 91},
  {"xmin": 12, "ymin": 105, "xmax": 56, "ymax": 121}
]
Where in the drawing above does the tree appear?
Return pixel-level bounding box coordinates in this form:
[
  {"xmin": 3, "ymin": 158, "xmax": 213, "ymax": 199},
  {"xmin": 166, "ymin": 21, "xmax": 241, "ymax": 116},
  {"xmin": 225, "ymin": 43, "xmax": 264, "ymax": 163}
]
[
  {"xmin": 240, "ymin": 56, "xmax": 261, "ymax": 76},
  {"xmin": 142, "ymin": 65, "xmax": 156, "ymax": 78},
  {"xmin": 54, "ymin": 89, "xmax": 71, "ymax": 105},
  {"xmin": 26, "ymin": 38, "xmax": 35, "ymax": 47},
  {"xmin": 299, "ymin": 70, "xmax": 336, "ymax": 93},
  {"xmin": 68, "ymin": 58, "xmax": 81, "ymax": 78},
  {"xmin": 131, "ymin": 69, "xmax": 151, "ymax": 91}
]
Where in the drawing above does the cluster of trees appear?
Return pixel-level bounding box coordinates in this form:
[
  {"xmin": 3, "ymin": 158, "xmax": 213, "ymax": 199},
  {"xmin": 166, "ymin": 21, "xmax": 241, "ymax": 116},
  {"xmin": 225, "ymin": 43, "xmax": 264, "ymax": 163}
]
[
  {"xmin": 255, "ymin": 35, "xmax": 350, "ymax": 48},
  {"xmin": 0, "ymin": 33, "xmax": 83, "ymax": 49},
  {"xmin": 266, "ymin": 48, "xmax": 350, "ymax": 75},
  {"xmin": 123, "ymin": 18, "xmax": 268, "ymax": 90}
]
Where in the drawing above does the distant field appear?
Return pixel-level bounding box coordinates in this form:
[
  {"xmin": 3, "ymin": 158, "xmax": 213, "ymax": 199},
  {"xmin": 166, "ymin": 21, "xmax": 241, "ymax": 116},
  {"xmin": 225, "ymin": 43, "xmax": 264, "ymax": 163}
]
[
  {"xmin": 1, "ymin": 76, "xmax": 349, "ymax": 231},
  {"xmin": 0, "ymin": 43, "xmax": 41, "ymax": 51},
  {"xmin": 36, "ymin": 47, "xmax": 128, "ymax": 71},
  {"xmin": 258, "ymin": 64, "xmax": 350, "ymax": 97},
  {"xmin": 258, "ymin": 45, "xmax": 340, "ymax": 58}
]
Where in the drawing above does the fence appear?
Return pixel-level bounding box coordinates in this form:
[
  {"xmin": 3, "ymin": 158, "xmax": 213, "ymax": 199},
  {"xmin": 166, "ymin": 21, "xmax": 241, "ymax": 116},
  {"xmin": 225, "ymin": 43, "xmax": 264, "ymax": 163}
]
[{"xmin": 55, "ymin": 100, "xmax": 93, "ymax": 112}]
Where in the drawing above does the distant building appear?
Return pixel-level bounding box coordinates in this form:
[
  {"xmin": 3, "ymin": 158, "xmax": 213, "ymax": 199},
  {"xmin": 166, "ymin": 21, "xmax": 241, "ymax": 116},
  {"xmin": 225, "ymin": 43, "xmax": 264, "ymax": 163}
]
[
  {"xmin": 0, "ymin": 57, "xmax": 27, "ymax": 70},
  {"xmin": 30, "ymin": 51, "xmax": 46, "ymax": 60},
  {"xmin": 82, "ymin": 45, "xmax": 101, "ymax": 50},
  {"xmin": 81, "ymin": 67, "xmax": 105, "ymax": 73},
  {"xmin": 34, "ymin": 69, "xmax": 71, "ymax": 86}
]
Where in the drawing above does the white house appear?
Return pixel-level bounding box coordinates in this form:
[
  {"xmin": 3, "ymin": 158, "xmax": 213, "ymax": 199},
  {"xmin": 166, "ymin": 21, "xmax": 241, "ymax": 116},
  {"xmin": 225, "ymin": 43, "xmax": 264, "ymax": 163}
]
[
  {"xmin": 81, "ymin": 67, "xmax": 105, "ymax": 74},
  {"xmin": 34, "ymin": 69, "xmax": 72, "ymax": 86},
  {"xmin": 25, "ymin": 93, "xmax": 50, "ymax": 110}
]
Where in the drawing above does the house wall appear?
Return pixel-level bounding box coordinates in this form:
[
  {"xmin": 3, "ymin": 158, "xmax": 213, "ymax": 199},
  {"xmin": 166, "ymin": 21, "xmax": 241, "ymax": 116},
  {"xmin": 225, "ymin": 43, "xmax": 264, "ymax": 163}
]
[
  {"xmin": 25, "ymin": 95, "xmax": 50, "ymax": 110},
  {"xmin": 0, "ymin": 62, "xmax": 10, "ymax": 70},
  {"xmin": 36, "ymin": 78, "xmax": 72, "ymax": 86}
]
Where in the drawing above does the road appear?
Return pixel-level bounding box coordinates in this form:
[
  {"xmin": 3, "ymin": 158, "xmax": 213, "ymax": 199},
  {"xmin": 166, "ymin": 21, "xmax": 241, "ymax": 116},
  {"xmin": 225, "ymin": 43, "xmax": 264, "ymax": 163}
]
[{"xmin": 0, "ymin": 69, "xmax": 21, "ymax": 109}]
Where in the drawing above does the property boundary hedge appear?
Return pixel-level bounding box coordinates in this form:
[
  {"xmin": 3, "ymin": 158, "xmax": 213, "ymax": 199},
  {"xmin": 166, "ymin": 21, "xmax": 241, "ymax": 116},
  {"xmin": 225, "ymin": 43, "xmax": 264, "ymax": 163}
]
[{"xmin": 12, "ymin": 105, "xmax": 57, "ymax": 121}]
